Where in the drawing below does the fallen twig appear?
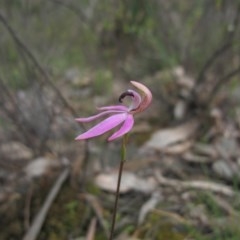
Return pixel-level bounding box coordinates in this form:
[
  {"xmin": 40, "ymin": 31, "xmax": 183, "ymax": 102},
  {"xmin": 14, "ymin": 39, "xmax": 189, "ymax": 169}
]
[
  {"xmin": 23, "ymin": 168, "xmax": 69, "ymax": 240},
  {"xmin": 154, "ymin": 170, "xmax": 235, "ymax": 197},
  {"xmin": 24, "ymin": 184, "xmax": 34, "ymax": 231},
  {"xmin": 210, "ymin": 194, "xmax": 238, "ymax": 217},
  {"xmin": 86, "ymin": 217, "xmax": 97, "ymax": 240},
  {"xmin": 152, "ymin": 209, "xmax": 190, "ymax": 225},
  {"xmin": 138, "ymin": 191, "xmax": 162, "ymax": 225}
]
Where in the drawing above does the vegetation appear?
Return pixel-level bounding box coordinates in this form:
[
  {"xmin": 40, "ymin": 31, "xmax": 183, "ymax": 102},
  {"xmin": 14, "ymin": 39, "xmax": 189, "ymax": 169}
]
[{"xmin": 0, "ymin": 0, "xmax": 240, "ymax": 239}]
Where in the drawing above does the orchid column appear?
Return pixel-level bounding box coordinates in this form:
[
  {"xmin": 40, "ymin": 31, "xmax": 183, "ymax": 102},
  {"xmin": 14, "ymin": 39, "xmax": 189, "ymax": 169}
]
[{"xmin": 75, "ymin": 81, "xmax": 152, "ymax": 239}]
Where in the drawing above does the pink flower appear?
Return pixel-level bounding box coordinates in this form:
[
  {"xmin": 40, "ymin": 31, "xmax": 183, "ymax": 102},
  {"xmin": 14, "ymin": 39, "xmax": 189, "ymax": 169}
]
[{"xmin": 75, "ymin": 81, "xmax": 152, "ymax": 141}]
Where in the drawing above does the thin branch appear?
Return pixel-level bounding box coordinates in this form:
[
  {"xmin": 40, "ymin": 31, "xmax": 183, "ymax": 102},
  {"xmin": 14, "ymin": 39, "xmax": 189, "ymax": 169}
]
[
  {"xmin": 24, "ymin": 184, "xmax": 34, "ymax": 231},
  {"xmin": 0, "ymin": 11, "xmax": 89, "ymax": 166},
  {"xmin": 0, "ymin": 77, "xmax": 33, "ymax": 145},
  {"xmin": 0, "ymin": 11, "xmax": 79, "ymax": 119},
  {"xmin": 207, "ymin": 65, "xmax": 240, "ymax": 104},
  {"xmin": 191, "ymin": 3, "xmax": 240, "ymax": 98},
  {"xmin": 194, "ymin": 43, "xmax": 232, "ymax": 88}
]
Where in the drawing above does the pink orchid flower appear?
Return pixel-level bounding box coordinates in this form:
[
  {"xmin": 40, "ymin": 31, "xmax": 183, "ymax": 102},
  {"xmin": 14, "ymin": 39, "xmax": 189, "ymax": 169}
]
[{"xmin": 75, "ymin": 81, "xmax": 152, "ymax": 141}]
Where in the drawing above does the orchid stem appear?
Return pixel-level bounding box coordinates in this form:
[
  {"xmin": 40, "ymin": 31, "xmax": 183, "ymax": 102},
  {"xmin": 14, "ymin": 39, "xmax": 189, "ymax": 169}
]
[{"xmin": 109, "ymin": 134, "xmax": 128, "ymax": 240}]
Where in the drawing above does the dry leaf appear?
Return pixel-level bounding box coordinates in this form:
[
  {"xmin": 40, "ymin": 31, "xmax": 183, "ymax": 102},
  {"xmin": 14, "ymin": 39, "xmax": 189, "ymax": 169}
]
[
  {"xmin": 24, "ymin": 157, "xmax": 58, "ymax": 178},
  {"xmin": 162, "ymin": 140, "xmax": 193, "ymax": 154},
  {"xmin": 95, "ymin": 171, "xmax": 157, "ymax": 194},
  {"xmin": 144, "ymin": 120, "xmax": 199, "ymax": 150},
  {"xmin": 0, "ymin": 141, "xmax": 33, "ymax": 161}
]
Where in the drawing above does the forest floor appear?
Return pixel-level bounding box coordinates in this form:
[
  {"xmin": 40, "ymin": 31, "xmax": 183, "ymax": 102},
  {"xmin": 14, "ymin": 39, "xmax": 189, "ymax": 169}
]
[{"xmin": 1, "ymin": 66, "xmax": 240, "ymax": 240}]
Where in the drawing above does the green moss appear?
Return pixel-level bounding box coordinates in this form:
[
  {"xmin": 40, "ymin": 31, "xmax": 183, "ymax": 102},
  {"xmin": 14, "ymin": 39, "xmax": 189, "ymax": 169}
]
[
  {"xmin": 38, "ymin": 182, "xmax": 90, "ymax": 240},
  {"xmin": 136, "ymin": 211, "xmax": 188, "ymax": 240}
]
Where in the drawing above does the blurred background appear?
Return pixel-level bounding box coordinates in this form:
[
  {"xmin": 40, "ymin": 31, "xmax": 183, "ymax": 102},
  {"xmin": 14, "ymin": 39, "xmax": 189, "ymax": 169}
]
[{"xmin": 1, "ymin": 1, "xmax": 240, "ymax": 239}]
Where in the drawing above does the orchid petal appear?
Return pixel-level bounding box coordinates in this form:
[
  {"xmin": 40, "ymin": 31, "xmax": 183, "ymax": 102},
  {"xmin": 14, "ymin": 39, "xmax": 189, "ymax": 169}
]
[
  {"xmin": 108, "ymin": 114, "xmax": 134, "ymax": 141},
  {"xmin": 75, "ymin": 110, "xmax": 123, "ymax": 123},
  {"xmin": 75, "ymin": 113, "xmax": 127, "ymax": 140},
  {"xmin": 127, "ymin": 90, "xmax": 142, "ymax": 111},
  {"xmin": 97, "ymin": 105, "xmax": 128, "ymax": 111},
  {"xmin": 130, "ymin": 81, "xmax": 152, "ymax": 113}
]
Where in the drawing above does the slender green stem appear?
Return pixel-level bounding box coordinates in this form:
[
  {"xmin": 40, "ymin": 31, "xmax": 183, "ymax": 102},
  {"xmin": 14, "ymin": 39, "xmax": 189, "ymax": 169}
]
[{"xmin": 109, "ymin": 135, "xmax": 128, "ymax": 240}]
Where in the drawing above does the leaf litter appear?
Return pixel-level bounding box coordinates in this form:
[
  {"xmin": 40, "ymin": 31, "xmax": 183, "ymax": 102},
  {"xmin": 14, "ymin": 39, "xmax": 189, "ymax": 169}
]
[{"xmin": 1, "ymin": 67, "xmax": 240, "ymax": 239}]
